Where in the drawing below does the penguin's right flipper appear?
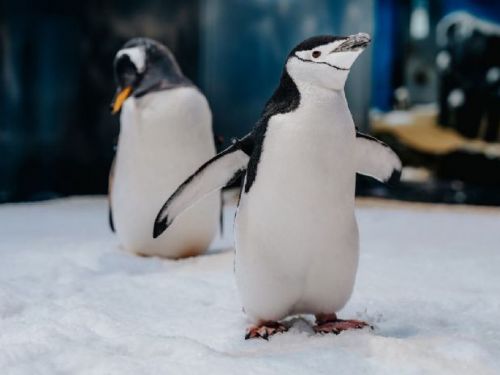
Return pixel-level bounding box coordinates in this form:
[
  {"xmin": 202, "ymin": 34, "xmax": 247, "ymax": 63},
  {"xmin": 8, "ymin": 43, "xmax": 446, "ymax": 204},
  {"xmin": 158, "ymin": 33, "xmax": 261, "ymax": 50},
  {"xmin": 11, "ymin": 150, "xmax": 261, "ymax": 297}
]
[{"xmin": 153, "ymin": 134, "xmax": 254, "ymax": 238}]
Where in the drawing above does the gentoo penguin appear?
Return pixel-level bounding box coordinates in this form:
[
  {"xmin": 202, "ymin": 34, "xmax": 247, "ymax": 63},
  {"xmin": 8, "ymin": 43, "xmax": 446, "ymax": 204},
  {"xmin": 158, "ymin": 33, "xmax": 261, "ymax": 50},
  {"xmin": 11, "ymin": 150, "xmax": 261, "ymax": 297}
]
[
  {"xmin": 109, "ymin": 37, "xmax": 220, "ymax": 258},
  {"xmin": 153, "ymin": 33, "xmax": 402, "ymax": 338}
]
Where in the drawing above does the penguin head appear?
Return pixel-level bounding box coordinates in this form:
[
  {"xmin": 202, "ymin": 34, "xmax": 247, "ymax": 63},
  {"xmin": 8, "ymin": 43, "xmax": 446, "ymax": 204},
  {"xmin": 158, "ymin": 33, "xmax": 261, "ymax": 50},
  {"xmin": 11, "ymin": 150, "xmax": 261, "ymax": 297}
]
[
  {"xmin": 286, "ymin": 33, "xmax": 370, "ymax": 91},
  {"xmin": 111, "ymin": 37, "xmax": 189, "ymax": 114}
]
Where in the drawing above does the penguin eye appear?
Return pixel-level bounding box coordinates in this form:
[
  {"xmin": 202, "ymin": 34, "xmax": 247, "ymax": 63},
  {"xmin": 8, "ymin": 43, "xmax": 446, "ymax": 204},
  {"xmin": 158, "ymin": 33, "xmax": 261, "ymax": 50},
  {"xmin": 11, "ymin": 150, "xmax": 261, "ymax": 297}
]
[{"xmin": 312, "ymin": 50, "xmax": 321, "ymax": 58}]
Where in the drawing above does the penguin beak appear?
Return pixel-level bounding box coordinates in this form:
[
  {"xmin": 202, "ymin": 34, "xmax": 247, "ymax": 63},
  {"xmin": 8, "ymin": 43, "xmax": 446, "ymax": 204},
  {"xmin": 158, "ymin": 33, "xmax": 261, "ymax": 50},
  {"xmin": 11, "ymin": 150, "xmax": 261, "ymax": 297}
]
[
  {"xmin": 333, "ymin": 33, "xmax": 371, "ymax": 53},
  {"xmin": 111, "ymin": 86, "xmax": 133, "ymax": 114}
]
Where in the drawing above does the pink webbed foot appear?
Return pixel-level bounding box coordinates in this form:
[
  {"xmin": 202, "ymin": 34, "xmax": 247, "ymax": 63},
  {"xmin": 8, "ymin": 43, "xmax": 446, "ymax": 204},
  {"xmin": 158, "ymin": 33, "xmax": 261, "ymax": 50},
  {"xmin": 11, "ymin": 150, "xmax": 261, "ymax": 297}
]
[
  {"xmin": 314, "ymin": 313, "xmax": 372, "ymax": 335},
  {"xmin": 245, "ymin": 321, "xmax": 288, "ymax": 340}
]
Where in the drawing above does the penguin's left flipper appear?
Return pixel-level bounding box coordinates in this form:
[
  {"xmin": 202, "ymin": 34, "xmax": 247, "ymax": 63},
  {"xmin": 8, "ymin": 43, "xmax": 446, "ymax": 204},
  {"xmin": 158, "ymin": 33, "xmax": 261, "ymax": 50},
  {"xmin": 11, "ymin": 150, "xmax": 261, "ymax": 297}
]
[
  {"xmin": 355, "ymin": 132, "xmax": 402, "ymax": 185},
  {"xmin": 108, "ymin": 157, "xmax": 116, "ymax": 232},
  {"xmin": 153, "ymin": 134, "xmax": 254, "ymax": 238},
  {"xmin": 108, "ymin": 206, "xmax": 115, "ymax": 232}
]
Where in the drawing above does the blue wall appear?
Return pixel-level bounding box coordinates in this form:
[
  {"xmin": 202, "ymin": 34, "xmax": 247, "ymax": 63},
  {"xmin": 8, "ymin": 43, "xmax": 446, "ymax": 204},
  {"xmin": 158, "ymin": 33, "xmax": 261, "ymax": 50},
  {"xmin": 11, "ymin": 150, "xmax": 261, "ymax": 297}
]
[{"xmin": 200, "ymin": 0, "xmax": 375, "ymax": 144}]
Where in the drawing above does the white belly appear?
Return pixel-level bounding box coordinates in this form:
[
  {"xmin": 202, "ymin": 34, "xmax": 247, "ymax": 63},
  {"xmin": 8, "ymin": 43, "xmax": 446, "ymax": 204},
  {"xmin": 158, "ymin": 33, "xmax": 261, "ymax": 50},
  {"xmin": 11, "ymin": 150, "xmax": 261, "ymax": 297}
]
[
  {"xmin": 111, "ymin": 87, "xmax": 220, "ymax": 258},
  {"xmin": 235, "ymin": 97, "xmax": 359, "ymax": 322}
]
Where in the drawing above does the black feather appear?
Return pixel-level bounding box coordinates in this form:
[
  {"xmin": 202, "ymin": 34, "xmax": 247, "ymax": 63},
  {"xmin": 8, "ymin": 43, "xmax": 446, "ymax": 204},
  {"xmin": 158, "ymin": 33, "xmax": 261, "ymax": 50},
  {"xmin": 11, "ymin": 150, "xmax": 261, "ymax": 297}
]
[
  {"xmin": 290, "ymin": 35, "xmax": 348, "ymax": 54},
  {"xmin": 244, "ymin": 69, "xmax": 301, "ymax": 193},
  {"xmin": 108, "ymin": 205, "xmax": 115, "ymax": 232}
]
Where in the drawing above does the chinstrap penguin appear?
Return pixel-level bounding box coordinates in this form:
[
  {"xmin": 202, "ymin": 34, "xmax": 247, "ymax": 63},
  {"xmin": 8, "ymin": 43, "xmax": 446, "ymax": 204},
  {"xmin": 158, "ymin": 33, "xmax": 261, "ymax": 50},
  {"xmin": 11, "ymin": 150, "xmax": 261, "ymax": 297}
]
[
  {"xmin": 153, "ymin": 33, "xmax": 402, "ymax": 338},
  {"xmin": 109, "ymin": 37, "xmax": 220, "ymax": 258}
]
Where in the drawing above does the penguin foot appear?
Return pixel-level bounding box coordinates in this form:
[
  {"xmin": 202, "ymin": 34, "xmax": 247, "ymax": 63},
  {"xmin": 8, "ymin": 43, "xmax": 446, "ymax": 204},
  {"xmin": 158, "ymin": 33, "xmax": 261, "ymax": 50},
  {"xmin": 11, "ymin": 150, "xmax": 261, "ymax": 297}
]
[
  {"xmin": 314, "ymin": 313, "xmax": 371, "ymax": 334},
  {"xmin": 245, "ymin": 321, "xmax": 288, "ymax": 340}
]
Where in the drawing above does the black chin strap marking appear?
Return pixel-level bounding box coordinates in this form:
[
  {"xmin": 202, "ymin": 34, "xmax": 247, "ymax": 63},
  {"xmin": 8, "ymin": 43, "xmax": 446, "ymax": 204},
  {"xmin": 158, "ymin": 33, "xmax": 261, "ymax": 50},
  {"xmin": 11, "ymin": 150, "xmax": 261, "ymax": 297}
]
[{"xmin": 295, "ymin": 56, "xmax": 350, "ymax": 71}]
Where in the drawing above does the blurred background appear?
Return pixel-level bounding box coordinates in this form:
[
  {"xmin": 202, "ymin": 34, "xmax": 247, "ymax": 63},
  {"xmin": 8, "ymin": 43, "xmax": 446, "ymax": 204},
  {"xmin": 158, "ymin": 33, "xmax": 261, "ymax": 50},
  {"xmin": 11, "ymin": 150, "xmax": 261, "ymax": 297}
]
[{"xmin": 0, "ymin": 0, "xmax": 499, "ymax": 204}]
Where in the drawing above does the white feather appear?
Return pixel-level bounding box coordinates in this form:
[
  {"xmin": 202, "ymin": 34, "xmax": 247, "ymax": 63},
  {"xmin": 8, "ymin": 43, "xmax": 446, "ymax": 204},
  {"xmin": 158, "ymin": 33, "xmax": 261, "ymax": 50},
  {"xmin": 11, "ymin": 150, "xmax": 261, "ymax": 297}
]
[
  {"xmin": 116, "ymin": 47, "xmax": 146, "ymax": 73},
  {"xmin": 235, "ymin": 87, "xmax": 360, "ymax": 322},
  {"xmin": 356, "ymin": 137, "xmax": 402, "ymax": 182},
  {"xmin": 111, "ymin": 87, "xmax": 220, "ymax": 258}
]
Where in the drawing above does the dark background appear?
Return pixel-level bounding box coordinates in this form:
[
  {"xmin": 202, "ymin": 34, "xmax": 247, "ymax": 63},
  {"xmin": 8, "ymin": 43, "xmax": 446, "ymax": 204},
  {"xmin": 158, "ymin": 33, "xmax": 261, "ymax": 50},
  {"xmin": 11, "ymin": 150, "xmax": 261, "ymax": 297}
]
[
  {"xmin": 1, "ymin": 0, "xmax": 201, "ymax": 201},
  {"xmin": 0, "ymin": 0, "xmax": 499, "ymax": 203}
]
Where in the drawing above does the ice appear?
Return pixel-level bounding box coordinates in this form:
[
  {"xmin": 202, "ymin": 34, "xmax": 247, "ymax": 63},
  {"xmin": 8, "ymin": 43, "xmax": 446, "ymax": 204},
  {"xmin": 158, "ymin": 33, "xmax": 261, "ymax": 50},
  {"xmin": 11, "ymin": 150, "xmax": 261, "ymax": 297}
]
[{"xmin": 0, "ymin": 197, "xmax": 499, "ymax": 374}]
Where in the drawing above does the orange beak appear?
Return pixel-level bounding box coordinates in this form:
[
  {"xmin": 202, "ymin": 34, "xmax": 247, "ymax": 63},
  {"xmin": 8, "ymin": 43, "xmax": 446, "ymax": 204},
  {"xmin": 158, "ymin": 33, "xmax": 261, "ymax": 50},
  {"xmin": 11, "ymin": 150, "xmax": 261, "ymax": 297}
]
[{"xmin": 111, "ymin": 86, "xmax": 132, "ymax": 114}]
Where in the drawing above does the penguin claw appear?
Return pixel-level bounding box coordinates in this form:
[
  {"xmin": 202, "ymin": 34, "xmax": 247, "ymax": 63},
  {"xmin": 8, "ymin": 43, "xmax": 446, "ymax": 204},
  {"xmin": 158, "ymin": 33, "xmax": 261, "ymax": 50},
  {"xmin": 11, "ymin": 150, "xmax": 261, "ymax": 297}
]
[
  {"xmin": 314, "ymin": 319, "xmax": 372, "ymax": 335},
  {"xmin": 245, "ymin": 321, "xmax": 288, "ymax": 340}
]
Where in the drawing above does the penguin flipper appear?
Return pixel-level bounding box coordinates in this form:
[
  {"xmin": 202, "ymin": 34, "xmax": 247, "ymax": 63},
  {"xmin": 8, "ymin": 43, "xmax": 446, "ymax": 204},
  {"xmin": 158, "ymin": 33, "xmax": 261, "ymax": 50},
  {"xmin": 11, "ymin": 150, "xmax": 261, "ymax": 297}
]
[
  {"xmin": 153, "ymin": 135, "xmax": 253, "ymax": 238},
  {"xmin": 109, "ymin": 206, "xmax": 115, "ymax": 232},
  {"xmin": 355, "ymin": 132, "xmax": 402, "ymax": 184},
  {"xmin": 108, "ymin": 157, "xmax": 116, "ymax": 233}
]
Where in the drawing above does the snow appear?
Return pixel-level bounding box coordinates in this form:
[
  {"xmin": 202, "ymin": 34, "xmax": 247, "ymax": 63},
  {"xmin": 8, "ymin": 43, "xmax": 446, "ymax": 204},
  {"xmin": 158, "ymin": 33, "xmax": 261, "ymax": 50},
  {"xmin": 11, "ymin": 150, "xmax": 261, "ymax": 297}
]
[{"xmin": 1, "ymin": 196, "xmax": 499, "ymax": 374}]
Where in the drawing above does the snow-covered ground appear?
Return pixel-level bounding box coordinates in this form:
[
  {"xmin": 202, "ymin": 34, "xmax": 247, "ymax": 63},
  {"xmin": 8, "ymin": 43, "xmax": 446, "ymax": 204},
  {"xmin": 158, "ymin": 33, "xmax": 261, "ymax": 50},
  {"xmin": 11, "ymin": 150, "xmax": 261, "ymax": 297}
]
[{"xmin": 0, "ymin": 196, "xmax": 499, "ymax": 374}]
